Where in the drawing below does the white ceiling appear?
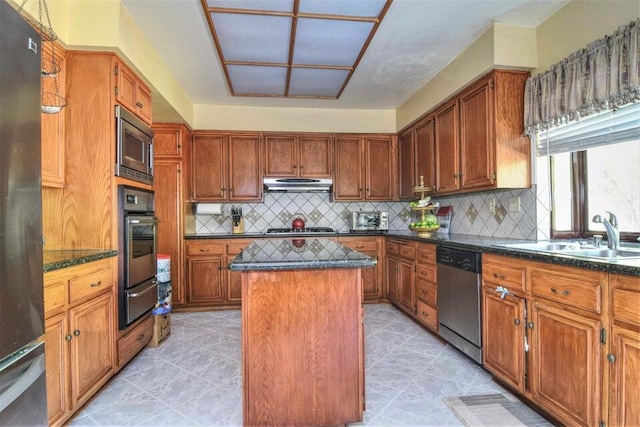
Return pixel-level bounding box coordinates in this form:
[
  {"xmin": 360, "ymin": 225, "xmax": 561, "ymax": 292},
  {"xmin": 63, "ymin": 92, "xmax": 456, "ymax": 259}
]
[{"xmin": 121, "ymin": 0, "xmax": 569, "ymax": 111}]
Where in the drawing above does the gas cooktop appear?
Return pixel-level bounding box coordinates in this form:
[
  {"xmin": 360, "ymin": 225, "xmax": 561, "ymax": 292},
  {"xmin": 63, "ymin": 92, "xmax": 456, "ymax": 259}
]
[{"xmin": 266, "ymin": 227, "xmax": 336, "ymax": 235}]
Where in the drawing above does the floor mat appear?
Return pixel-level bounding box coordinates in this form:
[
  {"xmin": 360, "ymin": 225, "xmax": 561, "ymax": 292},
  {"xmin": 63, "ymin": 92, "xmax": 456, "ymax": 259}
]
[{"xmin": 443, "ymin": 393, "xmax": 553, "ymax": 427}]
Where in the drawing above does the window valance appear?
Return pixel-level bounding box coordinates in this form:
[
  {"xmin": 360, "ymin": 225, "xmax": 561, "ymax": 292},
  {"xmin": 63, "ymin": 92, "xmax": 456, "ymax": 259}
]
[{"xmin": 524, "ymin": 18, "xmax": 640, "ymax": 136}]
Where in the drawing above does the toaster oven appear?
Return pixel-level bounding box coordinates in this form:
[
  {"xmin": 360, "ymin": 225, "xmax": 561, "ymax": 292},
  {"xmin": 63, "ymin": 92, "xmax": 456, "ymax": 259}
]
[{"xmin": 350, "ymin": 211, "xmax": 389, "ymax": 231}]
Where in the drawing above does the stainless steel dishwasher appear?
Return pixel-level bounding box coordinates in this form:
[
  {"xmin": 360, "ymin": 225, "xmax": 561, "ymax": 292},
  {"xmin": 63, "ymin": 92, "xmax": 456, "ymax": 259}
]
[{"xmin": 436, "ymin": 246, "xmax": 482, "ymax": 364}]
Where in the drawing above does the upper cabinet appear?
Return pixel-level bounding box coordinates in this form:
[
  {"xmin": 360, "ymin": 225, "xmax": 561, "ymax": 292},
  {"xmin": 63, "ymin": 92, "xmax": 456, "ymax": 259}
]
[
  {"xmin": 191, "ymin": 132, "xmax": 262, "ymax": 202},
  {"xmin": 403, "ymin": 69, "xmax": 530, "ymax": 197},
  {"xmin": 114, "ymin": 60, "xmax": 152, "ymax": 124},
  {"xmin": 264, "ymin": 134, "xmax": 332, "ymax": 178},
  {"xmin": 41, "ymin": 42, "xmax": 66, "ymax": 188},
  {"xmin": 334, "ymin": 135, "xmax": 395, "ymax": 201},
  {"xmin": 399, "ymin": 115, "xmax": 436, "ymax": 200}
]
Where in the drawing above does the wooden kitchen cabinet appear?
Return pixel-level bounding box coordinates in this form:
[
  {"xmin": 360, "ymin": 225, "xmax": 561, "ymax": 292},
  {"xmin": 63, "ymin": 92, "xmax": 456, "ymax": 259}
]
[
  {"xmin": 191, "ymin": 133, "xmax": 262, "ymax": 202},
  {"xmin": 153, "ymin": 123, "xmax": 191, "ymax": 307},
  {"xmin": 43, "ymin": 258, "xmax": 116, "ymax": 427},
  {"xmin": 338, "ymin": 237, "xmax": 382, "ymax": 303},
  {"xmin": 398, "ymin": 116, "xmax": 436, "ymax": 200},
  {"xmin": 41, "ymin": 42, "xmax": 66, "ymax": 188},
  {"xmin": 184, "ymin": 239, "xmax": 251, "ymax": 308},
  {"xmin": 114, "ymin": 59, "xmax": 152, "ymax": 124},
  {"xmin": 384, "ymin": 239, "xmax": 415, "ymax": 314},
  {"xmin": 425, "ymin": 70, "xmax": 530, "ymax": 195},
  {"xmin": 608, "ymin": 274, "xmax": 640, "ymax": 427},
  {"xmin": 334, "ymin": 135, "xmax": 394, "ymax": 201},
  {"xmin": 414, "ymin": 242, "xmax": 437, "ymax": 331},
  {"xmin": 264, "ymin": 134, "xmax": 332, "ymax": 178}
]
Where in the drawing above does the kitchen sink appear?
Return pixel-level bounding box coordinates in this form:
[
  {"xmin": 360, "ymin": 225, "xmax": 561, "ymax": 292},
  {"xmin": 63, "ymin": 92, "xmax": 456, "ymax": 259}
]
[
  {"xmin": 496, "ymin": 241, "xmax": 581, "ymax": 252},
  {"xmin": 495, "ymin": 241, "xmax": 640, "ymax": 260},
  {"xmin": 561, "ymin": 248, "xmax": 640, "ymax": 260}
]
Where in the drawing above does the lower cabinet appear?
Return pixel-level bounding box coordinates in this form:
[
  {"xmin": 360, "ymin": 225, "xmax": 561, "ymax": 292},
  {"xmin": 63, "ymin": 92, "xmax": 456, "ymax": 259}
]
[
  {"xmin": 184, "ymin": 239, "xmax": 252, "ymax": 308},
  {"xmin": 43, "ymin": 258, "xmax": 116, "ymax": 427},
  {"xmin": 338, "ymin": 237, "xmax": 382, "ymax": 303}
]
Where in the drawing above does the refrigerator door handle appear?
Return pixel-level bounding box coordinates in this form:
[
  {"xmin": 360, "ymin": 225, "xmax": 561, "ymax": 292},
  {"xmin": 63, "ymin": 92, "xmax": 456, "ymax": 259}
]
[{"xmin": 0, "ymin": 353, "xmax": 45, "ymax": 413}]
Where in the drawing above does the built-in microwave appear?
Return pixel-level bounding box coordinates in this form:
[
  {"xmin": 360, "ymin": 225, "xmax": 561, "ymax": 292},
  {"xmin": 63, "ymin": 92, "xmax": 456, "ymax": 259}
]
[{"xmin": 115, "ymin": 105, "xmax": 154, "ymax": 185}]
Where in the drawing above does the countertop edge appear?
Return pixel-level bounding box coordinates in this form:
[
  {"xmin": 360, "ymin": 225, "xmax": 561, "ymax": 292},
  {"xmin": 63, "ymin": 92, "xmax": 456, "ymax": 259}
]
[{"xmin": 44, "ymin": 250, "xmax": 119, "ymax": 273}]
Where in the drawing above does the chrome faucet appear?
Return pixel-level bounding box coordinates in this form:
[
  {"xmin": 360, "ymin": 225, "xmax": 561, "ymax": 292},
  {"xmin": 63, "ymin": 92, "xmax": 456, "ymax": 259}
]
[{"xmin": 592, "ymin": 211, "xmax": 620, "ymax": 250}]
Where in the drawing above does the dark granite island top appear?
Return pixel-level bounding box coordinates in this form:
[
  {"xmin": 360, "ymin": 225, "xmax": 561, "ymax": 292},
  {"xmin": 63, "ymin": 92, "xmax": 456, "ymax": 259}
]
[
  {"xmin": 228, "ymin": 238, "xmax": 377, "ymax": 271},
  {"xmin": 234, "ymin": 238, "xmax": 369, "ymax": 426}
]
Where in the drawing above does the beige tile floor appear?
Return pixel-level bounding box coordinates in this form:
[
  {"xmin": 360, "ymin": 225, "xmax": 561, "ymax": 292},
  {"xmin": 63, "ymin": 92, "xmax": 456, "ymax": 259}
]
[{"xmin": 69, "ymin": 304, "xmax": 529, "ymax": 426}]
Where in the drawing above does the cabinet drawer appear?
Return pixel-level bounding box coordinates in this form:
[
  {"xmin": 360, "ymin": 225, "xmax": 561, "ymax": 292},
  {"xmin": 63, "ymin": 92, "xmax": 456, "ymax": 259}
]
[
  {"xmin": 416, "ymin": 264, "xmax": 436, "ymax": 283},
  {"xmin": 69, "ymin": 267, "xmax": 113, "ymax": 304},
  {"xmin": 44, "ymin": 279, "xmax": 66, "ymax": 317},
  {"xmin": 118, "ymin": 315, "xmax": 153, "ymax": 368},
  {"xmin": 398, "ymin": 245, "xmax": 416, "ymax": 261},
  {"xmin": 386, "ymin": 241, "xmax": 399, "ymax": 256},
  {"xmin": 416, "ymin": 300, "xmax": 438, "ymax": 330},
  {"xmin": 227, "ymin": 241, "xmax": 249, "ymax": 256},
  {"xmin": 531, "ymin": 267, "xmax": 603, "ymax": 314},
  {"xmin": 186, "ymin": 242, "xmax": 225, "ymax": 256},
  {"xmin": 611, "ymin": 274, "xmax": 640, "ymax": 326},
  {"xmin": 416, "ymin": 247, "xmax": 436, "ymax": 264},
  {"xmin": 482, "ymin": 256, "xmax": 526, "ymax": 293},
  {"xmin": 340, "ymin": 239, "xmax": 378, "ymax": 252},
  {"xmin": 416, "ymin": 279, "xmax": 437, "ymax": 306}
]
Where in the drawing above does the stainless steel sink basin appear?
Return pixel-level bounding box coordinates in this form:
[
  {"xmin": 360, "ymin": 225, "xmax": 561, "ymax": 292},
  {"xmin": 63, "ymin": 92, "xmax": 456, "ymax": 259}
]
[
  {"xmin": 562, "ymin": 248, "xmax": 640, "ymax": 260},
  {"xmin": 496, "ymin": 242, "xmax": 581, "ymax": 252}
]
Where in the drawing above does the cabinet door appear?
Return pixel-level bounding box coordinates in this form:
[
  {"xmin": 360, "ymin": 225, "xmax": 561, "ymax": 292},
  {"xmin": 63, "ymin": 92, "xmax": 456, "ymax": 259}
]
[
  {"xmin": 460, "ymin": 76, "xmax": 494, "ymax": 190},
  {"xmin": 228, "ymin": 134, "xmax": 262, "ymax": 201},
  {"xmin": 386, "ymin": 256, "xmax": 399, "ymax": 303},
  {"xmin": 45, "ymin": 313, "xmax": 69, "ymax": 426},
  {"xmin": 153, "ymin": 126, "xmax": 183, "ymax": 158},
  {"xmin": 299, "ymin": 135, "xmax": 332, "ymax": 177},
  {"xmin": 334, "ymin": 137, "xmax": 363, "ymax": 200},
  {"xmin": 69, "ymin": 293, "xmax": 114, "ymax": 407},
  {"xmin": 41, "ymin": 43, "xmax": 65, "ymax": 188},
  {"xmin": 115, "ymin": 62, "xmax": 137, "ymax": 115},
  {"xmin": 435, "ymin": 100, "xmax": 460, "ymax": 193},
  {"xmin": 398, "ymin": 259, "xmax": 415, "ymax": 313},
  {"xmin": 226, "ymin": 256, "xmax": 242, "ymax": 304},
  {"xmin": 154, "ymin": 160, "xmax": 185, "ymax": 307},
  {"xmin": 415, "ymin": 116, "xmax": 435, "ymax": 192},
  {"xmin": 192, "ymin": 135, "xmax": 226, "ymax": 201},
  {"xmin": 187, "ymin": 256, "xmax": 225, "ymax": 304},
  {"xmin": 136, "ymin": 83, "xmax": 152, "ymax": 124},
  {"xmin": 361, "ymin": 250, "xmax": 380, "ymax": 303},
  {"xmin": 609, "ymin": 325, "xmax": 640, "ymax": 427},
  {"xmin": 398, "ymin": 129, "xmax": 415, "ymax": 200},
  {"xmin": 529, "ymin": 301, "xmax": 601, "ymax": 427},
  {"xmin": 482, "ymin": 288, "xmax": 526, "ymax": 394},
  {"xmin": 264, "ymin": 136, "xmax": 297, "ymax": 177},
  {"xmin": 365, "ymin": 136, "xmax": 393, "ymax": 200}
]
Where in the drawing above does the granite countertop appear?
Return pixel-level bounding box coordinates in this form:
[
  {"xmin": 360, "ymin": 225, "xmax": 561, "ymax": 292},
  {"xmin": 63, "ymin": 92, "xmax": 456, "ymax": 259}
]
[
  {"xmin": 43, "ymin": 250, "xmax": 118, "ymax": 273},
  {"xmin": 228, "ymin": 238, "xmax": 377, "ymax": 272},
  {"xmin": 189, "ymin": 230, "xmax": 640, "ymax": 276}
]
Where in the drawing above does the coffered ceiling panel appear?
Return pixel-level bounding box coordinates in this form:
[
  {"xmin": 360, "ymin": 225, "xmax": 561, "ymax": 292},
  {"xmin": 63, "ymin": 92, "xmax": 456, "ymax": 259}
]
[
  {"xmin": 289, "ymin": 68, "xmax": 350, "ymax": 98},
  {"xmin": 227, "ymin": 65, "xmax": 287, "ymax": 96},
  {"xmin": 297, "ymin": 0, "xmax": 388, "ymax": 17}
]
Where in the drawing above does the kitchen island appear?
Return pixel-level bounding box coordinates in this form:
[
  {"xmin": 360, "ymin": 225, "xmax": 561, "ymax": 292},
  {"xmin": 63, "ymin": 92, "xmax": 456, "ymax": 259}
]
[{"xmin": 229, "ymin": 238, "xmax": 376, "ymax": 426}]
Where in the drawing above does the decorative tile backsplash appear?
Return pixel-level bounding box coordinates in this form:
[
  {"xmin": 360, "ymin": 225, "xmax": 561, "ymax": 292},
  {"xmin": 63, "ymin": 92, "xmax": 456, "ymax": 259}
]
[{"xmin": 194, "ymin": 185, "xmax": 547, "ymax": 240}]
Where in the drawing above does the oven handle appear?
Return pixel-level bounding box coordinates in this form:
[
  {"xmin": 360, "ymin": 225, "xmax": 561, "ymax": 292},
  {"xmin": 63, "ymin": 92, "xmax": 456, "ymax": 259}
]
[
  {"xmin": 128, "ymin": 281, "xmax": 158, "ymax": 298},
  {"xmin": 127, "ymin": 217, "xmax": 159, "ymax": 225}
]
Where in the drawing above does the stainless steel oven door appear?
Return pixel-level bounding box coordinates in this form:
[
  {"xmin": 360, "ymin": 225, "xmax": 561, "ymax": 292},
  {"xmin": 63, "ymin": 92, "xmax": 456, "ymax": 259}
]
[
  {"xmin": 126, "ymin": 215, "xmax": 158, "ymax": 287},
  {"xmin": 125, "ymin": 279, "xmax": 158, "ymax": 325}
]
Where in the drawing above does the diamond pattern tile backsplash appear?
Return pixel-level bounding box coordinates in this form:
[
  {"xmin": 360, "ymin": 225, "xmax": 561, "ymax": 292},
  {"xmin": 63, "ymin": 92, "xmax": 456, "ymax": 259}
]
[{"xmin": 194, "ymin": 187, "xmax": 543, "ymax": 240}]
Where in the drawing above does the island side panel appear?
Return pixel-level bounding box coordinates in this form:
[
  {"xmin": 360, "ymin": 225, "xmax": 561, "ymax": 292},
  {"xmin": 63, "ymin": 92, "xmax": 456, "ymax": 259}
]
[{"xmin": 242, "ymin": 268, "xmax": 364, "ymax": 426}]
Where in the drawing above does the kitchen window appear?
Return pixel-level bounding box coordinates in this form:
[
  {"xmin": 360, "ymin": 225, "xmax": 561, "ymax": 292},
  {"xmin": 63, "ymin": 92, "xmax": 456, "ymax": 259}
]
[{"xmin": 543, "ymin": 103, "xmax": 640, "ymax": 241}]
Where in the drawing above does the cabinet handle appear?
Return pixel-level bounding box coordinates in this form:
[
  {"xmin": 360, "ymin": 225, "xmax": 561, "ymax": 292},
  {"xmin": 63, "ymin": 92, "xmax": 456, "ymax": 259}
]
[
  {"xmin": 421, "ymin": 290, "xmax": 427, "ymax": 294},
  {"xmin": 74, "ymin": 330, "xmax": 80, "ymax": 336},
  {"xmin": 218, "ymin": 266, "xmax": 225, "ymax": 270},
  {"xmin": 551, "ymin": 287, "xmax": 570, "ymax": 296},
  {"xmin": 137, "ymin": 334, "xmax": 145, "ymax": 341},
  {"xmin": 493, "ymin": 273, "xmax": 506, "ymax": 280},
  {"xmin": 90, "ymin": 280, "xmax": 102, "ymax": 288},
  {"xmin": 177, "ymin": 144, "xmax": 182, "ymax": 149},
  {"xmin": 453, "ymin": 174, "xmax": 458, "ymax": 178},
  {"xmin": 459, "ymin": 173, "xmax": 463, "ymax": 177},
  {"xmin": 65, "ymin": 334, "xmax": 72, "ymax": 341},
  {"xmin": 607, "ymin": 354, "xmax": 616, "ymax": 363},
  {"xmin": 359, "ymin": 188, "xmax": 362, "ymax": 192},
  {"xmin": 221, "ymin": 187, "xmax": 226, "ymax": 192},
  {"xmin": 293, "ymin": 165, "xmax": 297, "ymax": 168},
  {"xmin": 355, "ymin": 245, "xmax": 364, "ymax": 249},
  {"xmin": 199, "ymin": 248, "xmax": 210, "ymax": 252},
  {"xmin": 421, "ymin": 311, "xmax": 429, "ymax": 317},
  {"xmin": 136, "ymin": 102, "xmax": 143, "ymax": 108},
  {"xmin": 527, "ymin": 322, "xmax": 534, "ymax": 329},
  {"xmin": 514, "ymin": 319, "xmax": 520, "ymax": 325}
]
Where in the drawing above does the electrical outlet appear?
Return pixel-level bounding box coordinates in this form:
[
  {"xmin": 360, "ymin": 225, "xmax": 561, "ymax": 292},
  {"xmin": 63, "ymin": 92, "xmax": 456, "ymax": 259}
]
[
  {"xmin": 488, "ymin": 198, "xmax": 496, "ymax": 214},
  {"xmin": 509, "ymin": 196, "xmax": 521, "ymax": 213}
]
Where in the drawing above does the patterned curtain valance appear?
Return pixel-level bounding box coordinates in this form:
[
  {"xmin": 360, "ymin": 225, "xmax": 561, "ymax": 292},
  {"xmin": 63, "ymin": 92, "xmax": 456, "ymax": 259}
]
[{"xmin": 524, "ymin": 18, "xmax": 640, "ymax": 136}]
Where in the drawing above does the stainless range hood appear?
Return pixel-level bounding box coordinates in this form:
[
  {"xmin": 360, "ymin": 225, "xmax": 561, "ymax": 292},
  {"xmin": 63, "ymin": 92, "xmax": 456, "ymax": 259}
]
[{"xmin": 263, "ymin": 178, "xmax": 333, "ymax": 192}]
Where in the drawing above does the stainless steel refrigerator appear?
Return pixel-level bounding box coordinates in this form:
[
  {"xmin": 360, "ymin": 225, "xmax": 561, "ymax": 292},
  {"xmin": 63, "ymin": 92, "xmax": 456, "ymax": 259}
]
[{"xmin": 0, "ymin": 1, "xmax": 48, "ymax": 425}]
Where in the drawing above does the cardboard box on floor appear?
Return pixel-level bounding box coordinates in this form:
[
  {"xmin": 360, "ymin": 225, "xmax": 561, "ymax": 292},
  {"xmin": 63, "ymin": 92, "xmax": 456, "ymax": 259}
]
[{"xmin": 148, "ymin": 313, "xmax": 171, "ymax": 347}]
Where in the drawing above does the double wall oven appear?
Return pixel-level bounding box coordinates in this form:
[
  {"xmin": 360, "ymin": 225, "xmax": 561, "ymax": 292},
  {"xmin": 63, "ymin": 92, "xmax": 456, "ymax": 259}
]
[{"xmin": 118, "ymin": 185, "xmax": 158, "ymax": 329}]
